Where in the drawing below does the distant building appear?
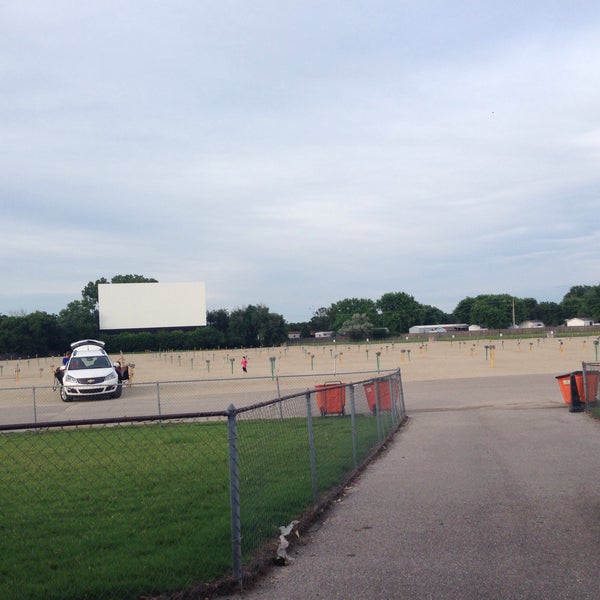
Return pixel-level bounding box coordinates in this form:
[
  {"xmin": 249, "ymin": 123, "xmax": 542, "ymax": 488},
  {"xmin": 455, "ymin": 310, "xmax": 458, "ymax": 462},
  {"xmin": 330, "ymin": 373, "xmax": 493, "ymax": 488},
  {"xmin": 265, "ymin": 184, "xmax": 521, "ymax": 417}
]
[
  {"xmin": 314, "ymin": 331, "xmax": 335, "ymax": 338},
  {"xmin": 408, "ymin": 323, "xmax": 468, "ymax": 334},
  {"xmin": 519, "ymin": 320, "xmax": 545, "ymax": 329},
  {"xmin": 565, "ymin": 317, "xmax": 594, "ymax": 327},
  {"xmin": 287, "ymin": 331, "xmax": 301, "ymax": 339}
]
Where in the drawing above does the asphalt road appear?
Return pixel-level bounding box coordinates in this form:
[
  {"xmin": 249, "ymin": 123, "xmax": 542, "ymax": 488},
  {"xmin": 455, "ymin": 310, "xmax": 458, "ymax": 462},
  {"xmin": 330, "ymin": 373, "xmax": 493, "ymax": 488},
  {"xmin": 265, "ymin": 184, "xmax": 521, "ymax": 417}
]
[{"xmin": 221, "ymin": 374, "xmax": 600, "ymax": 600}]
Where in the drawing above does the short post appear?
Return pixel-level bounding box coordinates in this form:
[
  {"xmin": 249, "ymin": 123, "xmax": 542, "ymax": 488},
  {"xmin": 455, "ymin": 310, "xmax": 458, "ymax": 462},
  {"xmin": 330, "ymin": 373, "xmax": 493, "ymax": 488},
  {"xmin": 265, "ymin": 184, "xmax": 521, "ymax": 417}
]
[
  {"xmin": 594, "ymin": 339, "xmax": 599, "ymax": 361},
  {"xmin": 229, "ymin": 358, "xmax": 235, "ymax": 374},
  {"xmin": 226, "ymin": 404, "xmax": 243, "ymax": 586},
  {"xmin": 376, "ymin": 351, "xmax": 381, "ymax": 373},
  {"xmin": 269, "ymin": 356, "xmax": 276, "ymax": 380},
  {"xmin": 206, "ymin": 359, "xmax": 210, "ymax": 372},
  {"xmin": 305, "ymin": 391, "xmax": 318, "ymax": 504}
]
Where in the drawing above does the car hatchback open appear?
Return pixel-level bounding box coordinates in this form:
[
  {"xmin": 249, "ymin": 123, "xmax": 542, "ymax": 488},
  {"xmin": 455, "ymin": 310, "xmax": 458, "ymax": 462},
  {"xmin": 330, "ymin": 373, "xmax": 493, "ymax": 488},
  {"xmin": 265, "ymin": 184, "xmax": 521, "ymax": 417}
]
[{"xmin": 59, "ymin": 340, "xmax": 121, "ymax": 401}]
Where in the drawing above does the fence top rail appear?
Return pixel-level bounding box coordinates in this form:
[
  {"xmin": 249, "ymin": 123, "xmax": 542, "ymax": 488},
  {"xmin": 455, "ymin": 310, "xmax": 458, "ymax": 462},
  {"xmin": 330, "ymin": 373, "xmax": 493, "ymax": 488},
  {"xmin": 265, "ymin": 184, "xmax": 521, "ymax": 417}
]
[{"xmin": 0, "ymin": 410, "xmax": 230, "ymax": 433}]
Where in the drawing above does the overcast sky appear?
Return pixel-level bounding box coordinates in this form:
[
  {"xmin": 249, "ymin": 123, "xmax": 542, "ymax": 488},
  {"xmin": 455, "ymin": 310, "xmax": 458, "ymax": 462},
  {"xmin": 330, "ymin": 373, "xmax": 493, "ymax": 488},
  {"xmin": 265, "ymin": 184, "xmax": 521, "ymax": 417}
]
[{"xmin": 2, "ymin": 1, "xmax": 599, "ymax": 323}]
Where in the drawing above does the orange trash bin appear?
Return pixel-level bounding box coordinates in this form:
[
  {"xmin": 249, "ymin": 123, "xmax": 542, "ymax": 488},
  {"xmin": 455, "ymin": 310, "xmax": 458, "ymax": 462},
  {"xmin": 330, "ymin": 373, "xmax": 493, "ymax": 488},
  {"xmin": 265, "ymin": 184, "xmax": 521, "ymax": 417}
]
[
  {"xmin": 315, "ymin": 381, "xmax": 346, "ymax": 416},
  {"xmin": 364, "ymin": 380, "xmax": 392, "ymax": 414},
  {"xmin": 556, "ymin": 373, "xmax": 577, "ymax": 404},
  {"xmin": 555, "ymin": 371, "xmax": 599, "ymax": 405}
]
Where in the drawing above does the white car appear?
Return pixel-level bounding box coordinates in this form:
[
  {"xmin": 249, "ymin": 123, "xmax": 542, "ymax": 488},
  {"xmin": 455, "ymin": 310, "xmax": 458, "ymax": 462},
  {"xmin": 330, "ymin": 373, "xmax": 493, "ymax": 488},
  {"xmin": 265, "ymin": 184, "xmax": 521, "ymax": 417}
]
[{"xmin": 59, "ymin": 340, "xmax": 121, "ymax": 402}]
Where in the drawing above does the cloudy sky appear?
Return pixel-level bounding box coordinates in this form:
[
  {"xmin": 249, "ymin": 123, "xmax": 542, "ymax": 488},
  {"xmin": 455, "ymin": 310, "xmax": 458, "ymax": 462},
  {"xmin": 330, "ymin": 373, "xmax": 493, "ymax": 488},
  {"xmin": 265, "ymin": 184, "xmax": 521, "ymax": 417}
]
[{"xmin": 2, "ymin": 1, "xmax": 599, "ymax": 323}]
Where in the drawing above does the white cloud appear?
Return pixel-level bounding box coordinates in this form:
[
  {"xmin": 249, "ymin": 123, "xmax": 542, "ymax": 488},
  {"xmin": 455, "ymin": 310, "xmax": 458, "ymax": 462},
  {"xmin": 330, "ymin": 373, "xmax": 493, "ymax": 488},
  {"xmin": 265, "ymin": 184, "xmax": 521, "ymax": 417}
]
[{"xmin": 1, "ymin": 1, "xmax": 600, "ymax": 321}]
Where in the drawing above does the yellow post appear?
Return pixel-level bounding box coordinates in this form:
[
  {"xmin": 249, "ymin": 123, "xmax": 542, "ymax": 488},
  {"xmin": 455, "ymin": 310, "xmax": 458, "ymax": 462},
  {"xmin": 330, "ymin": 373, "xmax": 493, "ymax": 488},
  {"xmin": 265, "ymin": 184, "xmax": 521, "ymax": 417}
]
[{"xmin": 490, "ymin": 346, "xmax": 495, "ymax": 368}]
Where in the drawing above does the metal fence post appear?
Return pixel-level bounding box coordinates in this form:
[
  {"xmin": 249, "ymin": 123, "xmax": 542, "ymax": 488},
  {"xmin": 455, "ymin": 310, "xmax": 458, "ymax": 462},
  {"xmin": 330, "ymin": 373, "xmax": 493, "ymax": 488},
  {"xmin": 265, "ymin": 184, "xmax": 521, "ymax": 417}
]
[
  {"xmin": 349, "ymin": 384, "xmax": 357, "ymax": 468},
  {"xmin": 389, "ymin": 376, "xmax": 399, "ymax": 428},
  {"xmin": 397, "ymin": 368, "xmax": 406, "ymax": 417},
  {"xmin": 156, "ymin": 382, "xmax": 162, "ymax": 417},
  {"xmin": 305, "ymin": 391, "xmax": 318, "ymax": 504},
  {"xmin": 32, "ymin": 387, "xmax": 37, "ymax": 424},
  {"xmin": 276, "ymin": 376, "xmax": 283, "ymax": 419},
  {"xmin": 227, "ymin": 404, "xmax": 243, "ymax": 587},
  {"xmin": 375, "ymin": 381, "xmax": 383, "ymax": 442}
]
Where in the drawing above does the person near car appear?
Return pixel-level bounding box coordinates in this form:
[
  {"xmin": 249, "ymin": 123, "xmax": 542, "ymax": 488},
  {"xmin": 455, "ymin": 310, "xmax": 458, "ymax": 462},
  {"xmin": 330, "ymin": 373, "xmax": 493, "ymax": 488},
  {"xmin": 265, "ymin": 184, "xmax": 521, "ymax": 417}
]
[
  {"xmin": 114, "ymin": 361, "xmax": 129, "ymax": 382},
  {"xmin": 54, "ymin": 350, "xmax": 71, "ymax": 383}
]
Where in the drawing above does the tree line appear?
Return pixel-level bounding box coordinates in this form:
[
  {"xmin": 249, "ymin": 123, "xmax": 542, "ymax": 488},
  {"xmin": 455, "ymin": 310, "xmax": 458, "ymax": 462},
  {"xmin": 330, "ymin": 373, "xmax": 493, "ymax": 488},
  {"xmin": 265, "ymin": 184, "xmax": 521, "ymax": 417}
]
[{"xmin": 1, "ymin": 275, "xmax": 599, "ymax": 356}]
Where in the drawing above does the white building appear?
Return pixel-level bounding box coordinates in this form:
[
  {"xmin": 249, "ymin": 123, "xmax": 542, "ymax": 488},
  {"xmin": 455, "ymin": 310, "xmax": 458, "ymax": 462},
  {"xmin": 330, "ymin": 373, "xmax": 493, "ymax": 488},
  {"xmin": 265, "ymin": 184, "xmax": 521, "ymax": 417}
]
[
  {"xmin": 565, "ymin": 317, "xmax": 594, "ymax": 327},
  {"xmin": 408, "ymin": 323, "xmax": 468, "ymax": 334}
]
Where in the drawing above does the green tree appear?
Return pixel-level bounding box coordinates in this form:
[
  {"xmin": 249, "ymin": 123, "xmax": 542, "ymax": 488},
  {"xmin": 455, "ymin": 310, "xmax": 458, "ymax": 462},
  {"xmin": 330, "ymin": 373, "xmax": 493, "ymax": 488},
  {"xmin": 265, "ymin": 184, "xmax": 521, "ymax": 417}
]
[
  {"xmin": 417, "ymin": 304, "xmax": 452, "ymax": 325},
  {"xmin": 328, "ymin": 298, "xmax": 378, "ymax": 331},
  {"xmin": 561, "ymin": 284, "xmax": 600, "ymax": 321},
  {"xmin": 337, "ymin": 313, "xmax": 374, "ymax": 340},
  {"xmin": 533, "ymin": 301, "xmax": 564, "ymax": 326},
  {"xmin": 469, "ymin": 294, "xmax": 515, "ymax": 329},
  {"xmin": 57, "ymin": 300, "xmax": 99, "ymax": 343},
  {"xmin": 376, "ymin": 292, "xmax": 421, "ymax": 334},
  {"xmin": 207, "ymin": 309, "xmax": 230, "ymax": 333},
  {"xmin": 228, "ymin": 305, "xmax": 287, "ymax": 347},
  {"xmin": 309, "ymin": 307, "xmax": 331, "ymax": 332},
  {"xmin": 452, "ymin": 297, "xmax": 477, "ymax": 324}
]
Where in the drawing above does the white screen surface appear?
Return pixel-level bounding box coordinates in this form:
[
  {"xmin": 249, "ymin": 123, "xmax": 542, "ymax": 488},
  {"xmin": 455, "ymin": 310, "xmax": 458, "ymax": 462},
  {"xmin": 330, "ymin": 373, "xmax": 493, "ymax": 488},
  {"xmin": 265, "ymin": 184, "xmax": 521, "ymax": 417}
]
[{"xmin": 98, "ymin": 282, "xmax": 206, "ymax": 330}]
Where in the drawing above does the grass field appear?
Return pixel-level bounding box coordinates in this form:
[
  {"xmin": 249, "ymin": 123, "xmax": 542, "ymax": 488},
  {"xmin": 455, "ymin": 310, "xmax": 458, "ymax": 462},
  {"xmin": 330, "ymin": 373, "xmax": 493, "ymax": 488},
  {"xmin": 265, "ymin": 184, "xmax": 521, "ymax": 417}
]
[{"xmin": 0, "ymin": 413, "xmax": 388, "ymax": 600}]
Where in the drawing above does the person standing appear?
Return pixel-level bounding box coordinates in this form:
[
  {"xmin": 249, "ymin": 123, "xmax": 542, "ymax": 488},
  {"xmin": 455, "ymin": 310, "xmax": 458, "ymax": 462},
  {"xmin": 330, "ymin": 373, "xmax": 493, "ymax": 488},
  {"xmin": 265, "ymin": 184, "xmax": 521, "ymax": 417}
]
[{"xmin": 241, "ymin": 356, "xmax": 248, "ymax": 373}]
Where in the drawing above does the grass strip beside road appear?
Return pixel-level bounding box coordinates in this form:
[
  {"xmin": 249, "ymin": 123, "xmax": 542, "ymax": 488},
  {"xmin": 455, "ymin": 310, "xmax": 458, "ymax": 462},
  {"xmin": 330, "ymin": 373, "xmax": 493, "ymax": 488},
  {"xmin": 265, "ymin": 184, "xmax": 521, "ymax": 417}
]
[{"xmin": 0, "ymin": 414, "xmax": 383, "ymax": 599}]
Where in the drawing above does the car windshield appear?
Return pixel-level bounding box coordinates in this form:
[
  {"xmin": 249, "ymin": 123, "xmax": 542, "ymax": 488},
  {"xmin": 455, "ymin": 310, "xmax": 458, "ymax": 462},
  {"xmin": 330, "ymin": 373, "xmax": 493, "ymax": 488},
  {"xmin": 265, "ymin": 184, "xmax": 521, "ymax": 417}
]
[{"xmin": 69, "ymin": 356, "xmax": 112, "ymax": 370}]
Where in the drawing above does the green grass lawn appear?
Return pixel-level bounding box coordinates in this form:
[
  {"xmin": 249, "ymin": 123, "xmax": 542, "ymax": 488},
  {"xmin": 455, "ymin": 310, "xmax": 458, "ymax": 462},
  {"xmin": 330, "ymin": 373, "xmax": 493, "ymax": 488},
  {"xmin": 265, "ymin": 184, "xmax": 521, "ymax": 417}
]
[{"xmin": 0, "ymin": 413, "xmax": 391, "ymax": 600}]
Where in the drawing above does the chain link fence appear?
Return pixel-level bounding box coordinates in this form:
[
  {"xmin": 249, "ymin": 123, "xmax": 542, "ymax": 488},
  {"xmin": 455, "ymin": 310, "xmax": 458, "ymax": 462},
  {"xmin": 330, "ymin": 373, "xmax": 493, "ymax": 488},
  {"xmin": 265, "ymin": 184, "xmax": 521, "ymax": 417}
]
[{"xmin": 0, "ymin": 369, "xmax": 405, "ymax": 600}]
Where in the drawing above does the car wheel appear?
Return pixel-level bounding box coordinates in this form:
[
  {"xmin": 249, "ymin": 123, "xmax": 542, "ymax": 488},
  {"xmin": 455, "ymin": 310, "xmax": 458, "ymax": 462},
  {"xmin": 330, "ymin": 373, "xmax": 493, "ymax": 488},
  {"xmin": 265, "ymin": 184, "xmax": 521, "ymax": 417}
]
[
  {"xmin": 60, "ymin": 386, "xmax": 72, "ymax": 402},
  {"xmin": 112, "ymin": 385, "xmax": 122, "ymax": 399}
]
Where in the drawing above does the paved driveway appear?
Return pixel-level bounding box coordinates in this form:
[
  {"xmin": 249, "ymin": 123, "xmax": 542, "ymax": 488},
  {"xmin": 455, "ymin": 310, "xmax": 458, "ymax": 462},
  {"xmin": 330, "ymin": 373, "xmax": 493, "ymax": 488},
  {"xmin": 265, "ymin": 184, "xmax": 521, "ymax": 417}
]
[{"xmin": 223, "ymin": 374, "xmax": 600, "ymax": 599}]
